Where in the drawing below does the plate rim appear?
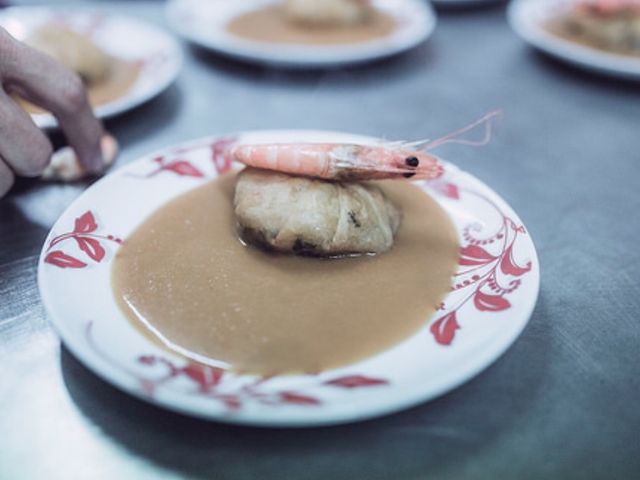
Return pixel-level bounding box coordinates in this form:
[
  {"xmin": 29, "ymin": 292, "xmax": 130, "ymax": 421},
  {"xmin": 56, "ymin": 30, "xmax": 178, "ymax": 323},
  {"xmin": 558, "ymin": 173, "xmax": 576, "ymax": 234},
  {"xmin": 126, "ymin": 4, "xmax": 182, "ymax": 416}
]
[{"xmin": 37, "ymin": 130, "xmax": 541, "ymax": 427}]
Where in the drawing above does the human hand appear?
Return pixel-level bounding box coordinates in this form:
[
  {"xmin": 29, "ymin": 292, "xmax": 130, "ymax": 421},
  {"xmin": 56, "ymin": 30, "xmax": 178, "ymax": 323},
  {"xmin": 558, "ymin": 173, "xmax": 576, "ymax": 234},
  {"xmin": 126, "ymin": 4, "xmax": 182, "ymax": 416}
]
[{"xmin": 0, "ymin": 26, "xmax": 117, "ymax": 198}]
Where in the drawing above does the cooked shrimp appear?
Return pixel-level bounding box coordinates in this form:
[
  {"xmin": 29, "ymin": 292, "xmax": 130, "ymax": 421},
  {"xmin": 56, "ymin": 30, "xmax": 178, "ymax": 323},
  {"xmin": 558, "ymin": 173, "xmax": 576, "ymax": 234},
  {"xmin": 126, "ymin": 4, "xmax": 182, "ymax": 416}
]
[
  {"xmin": 232, "ymin": 143, "xmax": 443, "ymax": 181},
  {"xmin": 231, "ymin": 111, "xmax": 500, "ymax": 182}
]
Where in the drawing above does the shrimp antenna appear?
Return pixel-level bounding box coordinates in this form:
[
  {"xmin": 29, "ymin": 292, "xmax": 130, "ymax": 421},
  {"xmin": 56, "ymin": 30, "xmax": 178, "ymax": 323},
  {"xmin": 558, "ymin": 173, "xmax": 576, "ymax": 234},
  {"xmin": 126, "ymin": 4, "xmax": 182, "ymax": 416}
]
[{"xmin": 421, "ymin": 110, "xmax": 502, "ymax": 151}]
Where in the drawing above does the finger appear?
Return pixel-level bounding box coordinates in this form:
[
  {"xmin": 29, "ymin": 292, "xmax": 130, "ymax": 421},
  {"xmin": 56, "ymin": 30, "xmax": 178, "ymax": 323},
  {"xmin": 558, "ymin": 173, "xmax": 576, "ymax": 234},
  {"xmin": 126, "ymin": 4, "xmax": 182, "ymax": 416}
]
[
  {"xmin": 53, "ymin": 74, "xmax": 105, "ymax": 175},
  {"xmin": 0, "ymin": 90, "xmax": 53, "ymax": 177},
  {"xmin": 1, "ymin": 29, "xmax": 104, "ymax": 174},
  {"xmin": 0, "ymin": 157, "xmax": 15, "ymax": 198}
]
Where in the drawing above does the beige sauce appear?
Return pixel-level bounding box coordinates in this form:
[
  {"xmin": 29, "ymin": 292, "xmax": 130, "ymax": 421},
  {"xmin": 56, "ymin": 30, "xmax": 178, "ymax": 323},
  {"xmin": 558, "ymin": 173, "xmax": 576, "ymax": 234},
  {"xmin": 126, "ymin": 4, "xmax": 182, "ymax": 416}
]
[
  {"xmin": 17, "ymin": 56, "xmax": 139, "ymax": 114},
  {"xmin": 226, "ymin": 6, "xmax": 397, "ymax": 45},
  {"xmin": 112, "ymin": 172, "xmax": 459, "ymax": 375}
]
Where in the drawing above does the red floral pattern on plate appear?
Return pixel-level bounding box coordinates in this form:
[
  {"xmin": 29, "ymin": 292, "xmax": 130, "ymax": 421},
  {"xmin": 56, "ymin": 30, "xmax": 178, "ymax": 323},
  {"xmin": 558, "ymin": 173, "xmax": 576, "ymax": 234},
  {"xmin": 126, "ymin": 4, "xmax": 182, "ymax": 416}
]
[
  {"xmin": 135, "ymin": 137, "xmax": 237, "ymax": 178},
  {"xmin": 426, "ymin": 181, "xmax": 533, "ymax": 346},
  {"xmin": 324, "ymin": 375, "xmax": 389, "ymax": 389},
  {"xmin": 135, "ymin": 51, "xmax": 171, "ymax": 75},
  {"xmin": 45, "ymin": 139, "xmax": 236, "ymax": 268},
  {"xmin": 86, "ymin": 323, "xmax": 389, "ymax": 412},
  {"xmin": 44, "ymin": 211, "xmax": 121, "ymax": 269}
]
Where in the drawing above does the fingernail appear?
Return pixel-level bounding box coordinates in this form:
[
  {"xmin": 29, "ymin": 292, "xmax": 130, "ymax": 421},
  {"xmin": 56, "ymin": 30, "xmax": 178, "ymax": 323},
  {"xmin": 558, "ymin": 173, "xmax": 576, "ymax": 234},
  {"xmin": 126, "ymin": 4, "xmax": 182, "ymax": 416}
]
[{"xmin": 100, "ymin": 133, "xmax": 119, "ymax": 168}]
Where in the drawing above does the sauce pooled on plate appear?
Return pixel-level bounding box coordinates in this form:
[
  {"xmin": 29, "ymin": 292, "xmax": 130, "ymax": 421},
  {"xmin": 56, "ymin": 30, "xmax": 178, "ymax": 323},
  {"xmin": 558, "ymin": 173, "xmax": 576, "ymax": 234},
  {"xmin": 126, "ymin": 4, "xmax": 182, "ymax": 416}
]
[{"xmin": 112, "ymin": 172, "xmax": 459, "ymax": 375}]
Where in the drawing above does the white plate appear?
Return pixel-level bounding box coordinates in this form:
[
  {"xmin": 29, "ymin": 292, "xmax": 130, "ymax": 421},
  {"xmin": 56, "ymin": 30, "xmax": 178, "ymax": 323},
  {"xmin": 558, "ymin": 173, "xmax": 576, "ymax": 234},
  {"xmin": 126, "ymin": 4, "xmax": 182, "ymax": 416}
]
[
  {"xmin": 508, "ymin": 0, "xmax": 640, "ymax": 79},
  {"xmin": 38, "ymin": 131, "xmax": 540, "ymax": 427},
  {"xmin": 165, "ymin": 0, "xmax": 436, "ymax": 68},
  {"xmin": 0, "ymin": 7, "xmax": 183, "ymax": 128}
]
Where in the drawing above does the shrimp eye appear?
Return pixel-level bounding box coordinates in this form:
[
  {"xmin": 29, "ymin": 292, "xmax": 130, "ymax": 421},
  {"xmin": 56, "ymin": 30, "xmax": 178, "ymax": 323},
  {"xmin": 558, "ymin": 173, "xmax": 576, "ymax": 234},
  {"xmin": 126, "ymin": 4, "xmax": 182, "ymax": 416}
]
[{"xmin": 405, "ymin": 156, "xmax": 419, "ymax": 167}]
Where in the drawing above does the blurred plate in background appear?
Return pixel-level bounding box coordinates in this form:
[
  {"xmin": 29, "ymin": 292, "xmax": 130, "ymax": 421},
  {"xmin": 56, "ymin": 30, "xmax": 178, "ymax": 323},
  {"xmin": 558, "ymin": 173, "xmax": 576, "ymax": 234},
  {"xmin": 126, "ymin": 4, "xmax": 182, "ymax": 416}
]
[
  {"xmin": 165, "ymin": 0, "xmax": 436, "ymax": 68},
  {"xmin": 0, "ymin": 7, "xmax": 183, "ymax": 128},
  {"xmin": 508, "ymin": 0, "xmax": 640, "ymax": 80}
]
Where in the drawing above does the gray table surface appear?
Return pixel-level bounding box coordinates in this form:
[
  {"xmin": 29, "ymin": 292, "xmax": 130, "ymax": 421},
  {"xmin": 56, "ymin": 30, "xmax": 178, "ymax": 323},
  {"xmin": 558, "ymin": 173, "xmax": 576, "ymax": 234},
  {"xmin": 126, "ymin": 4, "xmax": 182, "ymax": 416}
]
[{"xmin": 1, "ymin": 1, "xmax": 639, "ymax": 479}]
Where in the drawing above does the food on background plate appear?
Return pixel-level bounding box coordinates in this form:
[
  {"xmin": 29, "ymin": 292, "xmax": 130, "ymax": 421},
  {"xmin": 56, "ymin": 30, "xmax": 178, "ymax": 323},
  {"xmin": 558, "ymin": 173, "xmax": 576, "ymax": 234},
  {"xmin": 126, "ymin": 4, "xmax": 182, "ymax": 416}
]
[
  {"xmin": 284, "ymin": 0, "xmax": 372, "ymax": 26},
  {"xmin": 24, "ymin": 24, "xmax": 110, "ymax": 84},
  {"xmin": 17, "ymin": 23, "xmax": 140, "ymax": 113},
  {"xmin": 548, "ymin": 0, "xmax": 640, "ymax": 56},
  {"xmin": 226, "ymin": 0, "xmax": 396, "ymax": 45}
]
